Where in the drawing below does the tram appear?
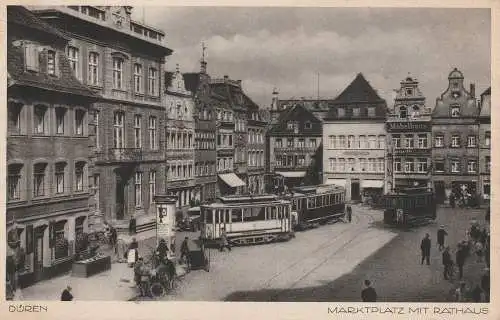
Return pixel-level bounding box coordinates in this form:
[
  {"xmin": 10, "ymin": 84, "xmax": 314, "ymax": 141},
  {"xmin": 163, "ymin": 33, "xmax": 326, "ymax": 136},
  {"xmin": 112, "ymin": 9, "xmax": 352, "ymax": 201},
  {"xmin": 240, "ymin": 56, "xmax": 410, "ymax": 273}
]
[
  {"xmin": 200, "ymin": 194, "xmax": 293, "ymax": 246},
  {"xmin": 285, "ymin": 184, "xmax": 346, "ymax": 231},
  {"xmin": 383, "ymin": 187, "xmax": 436, "ymax": 227}
]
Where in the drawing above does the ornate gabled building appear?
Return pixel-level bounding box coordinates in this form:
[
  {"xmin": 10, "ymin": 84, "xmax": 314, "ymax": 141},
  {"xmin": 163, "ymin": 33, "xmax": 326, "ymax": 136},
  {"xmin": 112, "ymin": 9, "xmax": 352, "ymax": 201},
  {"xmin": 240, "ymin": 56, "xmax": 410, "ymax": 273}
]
[
  {"xmin": 184, "ymin": 55, "xmax": 217, "ymax": 204},
  {"xmin": 323, "ymin": 73, "xmax": 387, "ymax": 202},
  {"xmin": 385, "ymin": 75, "xmax": 432, "ymax": 192},
  {"xmin": 431, "ymin": 68, "xmax": 479, "ymax": 204},
  {"xmin": 164, "ymin": 65, "xmax": 196, "ymax": 215},
  {"xmin": 478, "ymin": 87, "xmax": 491, "ymax": 203},
  {"xmin": 267, "ymin": 103, "xmax": 323, "ymax": 190},
  {"xmin": 6, "ymin": 6, "xmax": 99, "ymax": 286},
  {"xmin": 35, "ymin": 6, "xmax": 173, "ymax": 229}
]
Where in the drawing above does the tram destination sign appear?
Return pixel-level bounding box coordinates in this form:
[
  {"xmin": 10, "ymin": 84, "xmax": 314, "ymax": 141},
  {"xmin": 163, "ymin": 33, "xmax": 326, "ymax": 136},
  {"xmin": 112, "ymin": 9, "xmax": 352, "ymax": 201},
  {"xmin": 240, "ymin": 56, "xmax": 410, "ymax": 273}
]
[{"xmin": 386, "ymin": 122, "xmax": 431, "ymax": 132}]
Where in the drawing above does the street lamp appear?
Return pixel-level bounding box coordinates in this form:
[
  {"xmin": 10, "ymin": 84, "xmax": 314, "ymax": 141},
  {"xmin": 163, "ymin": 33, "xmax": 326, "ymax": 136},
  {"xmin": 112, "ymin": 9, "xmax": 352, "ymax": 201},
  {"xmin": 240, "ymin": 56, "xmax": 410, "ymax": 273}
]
[{"xmin": 154, "ymin": 194, "xmax": 178, "ymax": 259}]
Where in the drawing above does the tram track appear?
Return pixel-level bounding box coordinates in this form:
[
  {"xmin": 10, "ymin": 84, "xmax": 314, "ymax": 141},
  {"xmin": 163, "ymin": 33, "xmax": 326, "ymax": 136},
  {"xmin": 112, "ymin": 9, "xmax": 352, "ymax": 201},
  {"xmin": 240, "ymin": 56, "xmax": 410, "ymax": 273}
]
[{"xmin": 258, "ymin": 209, "xmax": 376, "ymax": 292}]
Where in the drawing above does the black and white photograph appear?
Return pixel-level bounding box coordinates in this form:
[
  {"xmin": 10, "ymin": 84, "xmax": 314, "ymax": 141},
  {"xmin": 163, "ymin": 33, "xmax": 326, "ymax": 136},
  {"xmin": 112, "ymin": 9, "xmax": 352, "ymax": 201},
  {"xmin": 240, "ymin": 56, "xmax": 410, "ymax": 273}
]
[{"xmin": 4, "ymin": 3, "xmax": 493, "ymax": 307}]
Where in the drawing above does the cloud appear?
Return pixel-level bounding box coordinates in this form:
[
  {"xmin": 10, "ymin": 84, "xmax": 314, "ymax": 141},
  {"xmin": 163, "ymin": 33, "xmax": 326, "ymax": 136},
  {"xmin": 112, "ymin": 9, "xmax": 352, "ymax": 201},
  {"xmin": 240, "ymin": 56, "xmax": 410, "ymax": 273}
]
[{"xmin": 140, "ymin": 7, "xmax": 490, "ymax": 107}]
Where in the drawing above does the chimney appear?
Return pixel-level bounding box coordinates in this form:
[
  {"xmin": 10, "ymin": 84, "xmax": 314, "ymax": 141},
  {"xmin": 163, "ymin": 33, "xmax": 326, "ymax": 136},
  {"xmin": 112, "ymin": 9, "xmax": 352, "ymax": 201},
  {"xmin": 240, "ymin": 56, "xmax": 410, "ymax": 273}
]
[
  {"xmin": 223, "ymin": 75, "xmax": 229, "ymax": 83},
  {"xmin": 237, "ymin": 80, "xmax": 242, "ymax": 87},
  {"xmin": 470, "ymin": 83, "xmax": 476, "ymax": 99}
]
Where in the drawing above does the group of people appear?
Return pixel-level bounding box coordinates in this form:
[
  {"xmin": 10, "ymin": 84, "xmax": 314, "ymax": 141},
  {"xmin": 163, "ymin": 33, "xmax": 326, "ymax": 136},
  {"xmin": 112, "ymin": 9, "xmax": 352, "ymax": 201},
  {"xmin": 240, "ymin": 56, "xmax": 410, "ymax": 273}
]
[{"xmin": 419, "ymin": 220, "xmax": 490, "ymax": 302}]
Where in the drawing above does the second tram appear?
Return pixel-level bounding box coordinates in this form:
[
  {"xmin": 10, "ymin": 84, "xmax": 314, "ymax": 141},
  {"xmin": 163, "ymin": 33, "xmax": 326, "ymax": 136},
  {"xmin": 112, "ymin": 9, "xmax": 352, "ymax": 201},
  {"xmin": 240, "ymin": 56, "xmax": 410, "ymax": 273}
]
[
  {"xmin": 200, "ymin": 195, "xmax": 293, "ymax": 246},
  {"xmin": 383, "ymin": 187, "xmax": 436, "ymax": 227},
  {"xmin": 286, "ymin": 184, "xmax": 346, "ymax": 230}
]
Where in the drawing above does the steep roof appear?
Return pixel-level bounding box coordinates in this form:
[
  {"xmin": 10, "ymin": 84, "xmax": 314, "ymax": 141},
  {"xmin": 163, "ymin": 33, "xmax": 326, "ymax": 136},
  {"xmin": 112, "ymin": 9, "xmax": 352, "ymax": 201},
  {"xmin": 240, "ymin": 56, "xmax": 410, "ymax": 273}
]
[
  {"xmin": 7, "ymin": 6, "xmax": 67, "ymax": 40},
  {"xmin": 268, "ymin": 103, "xmax": 322, "ymax": 136},
  {"xmin": 333, "ymin": 73, "xmax": 384, "ymax": 104},
  {"xmin": 183, "ymin": 73, "xmax": 200, "ymax": 94}
]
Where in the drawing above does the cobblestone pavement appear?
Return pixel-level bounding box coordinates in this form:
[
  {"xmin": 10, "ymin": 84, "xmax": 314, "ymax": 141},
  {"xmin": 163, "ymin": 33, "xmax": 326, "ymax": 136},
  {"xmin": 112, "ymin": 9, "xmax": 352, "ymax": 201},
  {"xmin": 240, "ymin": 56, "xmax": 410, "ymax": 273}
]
[
  {"xmin": 224, "ymin": 206, "xmax": 489, "ymax": 302},
  {"xmin": 149, "ymin": 204, "xmax": 398, "ymax": 301}
]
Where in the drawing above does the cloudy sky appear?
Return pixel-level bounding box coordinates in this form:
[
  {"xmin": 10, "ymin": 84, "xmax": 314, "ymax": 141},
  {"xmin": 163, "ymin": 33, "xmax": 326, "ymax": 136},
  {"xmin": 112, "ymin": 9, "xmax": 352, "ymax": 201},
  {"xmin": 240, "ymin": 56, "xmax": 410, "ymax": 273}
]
[{"xmin": 133, "ymin": 7, "xmax": 491, "ymax": 108}]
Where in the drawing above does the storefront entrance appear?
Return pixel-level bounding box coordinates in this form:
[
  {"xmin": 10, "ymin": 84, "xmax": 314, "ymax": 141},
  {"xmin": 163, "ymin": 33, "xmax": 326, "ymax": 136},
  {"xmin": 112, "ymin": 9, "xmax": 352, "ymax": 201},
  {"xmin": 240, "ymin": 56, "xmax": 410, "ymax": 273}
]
[{"xmin": 351, "ymin": 181, "xmax": 361, "ymax": 201}]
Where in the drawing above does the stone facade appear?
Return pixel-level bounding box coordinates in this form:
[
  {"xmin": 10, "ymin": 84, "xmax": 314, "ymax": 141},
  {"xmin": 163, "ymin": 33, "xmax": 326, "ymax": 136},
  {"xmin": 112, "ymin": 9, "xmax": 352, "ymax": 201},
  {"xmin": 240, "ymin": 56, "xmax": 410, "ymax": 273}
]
[
  {"xmin": 431, "ymin": 68, "xmax": 479, "ymax": 204},
  {"xmin": 386, "ymin": 76, "xmax": 432, "ymax": 192},
  {"xmin": 478, "ymin": 87, "xmax": 491, "ymax": 203},
  {"xmin": 35, "ymin": 6, "xmax": 172, "ymax": 224}
]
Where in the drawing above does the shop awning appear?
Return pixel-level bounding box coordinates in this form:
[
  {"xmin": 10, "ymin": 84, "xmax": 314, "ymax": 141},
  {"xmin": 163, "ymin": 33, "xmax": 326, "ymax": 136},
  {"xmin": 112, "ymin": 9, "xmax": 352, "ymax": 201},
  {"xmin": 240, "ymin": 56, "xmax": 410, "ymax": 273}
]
[
  {"xmin": 218, "ymin": 173, "xmax": 246, "ymax": 187},
  {"xmin": 361, "ymin": 180, "xmax": 384, "ymax": 189},
  {"xmin": 325, "ymin": 179, "xmax": 347, "ymax": 187},
  {"xmin": 276, "ymin": 171, "xmax": 306, "ymax": 178}
]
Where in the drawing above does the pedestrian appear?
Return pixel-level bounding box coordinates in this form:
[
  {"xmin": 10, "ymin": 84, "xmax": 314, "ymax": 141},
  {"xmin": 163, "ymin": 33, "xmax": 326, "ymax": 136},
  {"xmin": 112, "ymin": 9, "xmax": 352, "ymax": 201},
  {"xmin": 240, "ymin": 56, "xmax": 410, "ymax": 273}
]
[
  {"xmin": 129, "ymin": 215, "xmax": 137, "ymax": 235},
  {"xmin": 437, "ymin": 225, "xmax": 448, "ymax": 251},
  {"xmin": 361, "ymin": 280, "xmax": 377, "ymax": 302},
  {"xmin": 474, "ymin": 241, "xmax": 483, "ymax": 262},
  {"xmin": 139, "ymin": 262, "xmax": 151, "ymax": 297},
  {"xmin": 346, "ymin": 205, "xmax": 352, "ymax": 223},
  {"xmin": 442, "ymin": 246, "xmax": 453, "ymax": 280},
  {"xmin": 456, "ymin": 244, "xmax": 467, "ymax": 280},
  {"xmin": 420, "ymin": 233, "xmax": 431, "ymax": 265},
  {"xmin": 449, "ymin": 193, "xmax": 455, "ymax": 208},
  {"xmin": 110, "ymin": 226, "xmax": 118, "ymax": 254},
  {"xmin": 454, "ymin": 281, "xmax": 468, "ymax": 302},
  {"xmin": 219, "ymin": 228, "xmax": 231, "ymax": 252},
  {"xmin": 481, "ymin": 268, "xmax": 490, "ymax": 302},
  {"xmin": 61, "ymin": 285, "xmax": 73, "ymax": 301},
  {"xmin": 134, "ymin": 257, "xmax": 144, "ymax": 289},
  {"xmin": 180, "ymin": 237, "xmax": 191, "ymax": 268},
  {"xmin": 127, "ymin": 237, "xmax": 139, "ymax": 267},
  {"xmin": 156, "ymin": 239, "xmax": 169, "ymax": 265}
]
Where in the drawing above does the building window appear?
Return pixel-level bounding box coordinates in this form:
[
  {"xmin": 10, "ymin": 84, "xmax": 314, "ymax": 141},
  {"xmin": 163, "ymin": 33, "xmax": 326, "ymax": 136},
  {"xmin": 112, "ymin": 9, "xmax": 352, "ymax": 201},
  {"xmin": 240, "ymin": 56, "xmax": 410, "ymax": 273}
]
[
  {"xmin": 435, "ymin": 161, "xmax": 445, "ymax": 173},
  {"xmin": 451, "ymin": 135, "xmax": 460, "ymax": 148},
  {"xmin": 368, "ymin": 135, "xmax": 377, "ymax": 149},
  {"xmin": 149, "ymin": 117, "xmax": 157, "ymax": 149},
  {"xmin": 404, "ymin": 159, "xmax": 414, "ymax": 173},
  {"xmin": 467, "ymin": 160, "xmax": 476, "ymax": 173},
  {"xmin": 112, "ymin": 57, "xmax": 123, "ymax": 89},
  {"xmin": 417, "ymin": 158, "xmax": 427, "ymax": 173},
  {"xmin": 134, "ymin": 115, "xmax": 142, "ymax": 148},
  {"xmin": 347, "ymin": 135, "xmax": 355, "ymax": 148},
  {"xmin": 328, "ymin": 135, "xmax": 336, "ymax": 149},
  {"xmin": 34, "ymin": 105, "xmax": 47, "ymax": 135},
  {"xmin": 134, "ymin": 63, "xmax": 143, "ymax": 93},
  {"xmin": 392, "ymin": 135, "xmax": 401, "ymax": 148},
  {"xmin": 55, "ymin": 107, "xmax": 66, "ymax": 135},
  {"xmin": 47, "ymin": 50, "xmax": 56, "ymax": 76},
  {"xmin": 367, "ymin": 107, "xmax": 376, "ymax": 117},
  {"xmin": 75, "ymin": 162, "xmax": 85, "ymax": 192},
  {"xmin": 149, "ymin": 171, "xmax": 156, "ymax": 204},
  {"xmin": 148, "ymin": 67, "xmax": 157, "ymax": 96},
  {"xmin": 399, "ymin": 106, "xmax": 407, "ymax": 119},
  {"xmin": 67, "ymin": 46, "xmax": 79, "ymax": 78},
  {"xmin": 8, "ymin": 103, "xmax": 23, "ymax": 135},
  {"xmin": 33, "ymin": 163, "xmax": 47, "ymax": 197},
  {"xmin": 451, "ymin": 160, "xmax": 460, "ymax": 173},
  {"xmin": 287, "ymin": 138, "xmax": 294, "ymax": 148},
  {"xmin": 287, "ymin": 121, "xmax": 295, "ymax": 130},
  {"xmin": 310, "ymin": 139, "xmax": 317, "ymax": 148},
  {"xmin": 434, "ymin": 135, "xmax": 444, "ymax": 147},
  {"xmin": 404, "ymin": 135, "xmax": 414, "ymax": 148},
  {"xmin": 55, "ymin": 162, "xmax": 66, "ymax": 194},
  {"xmin": 94, "ymin": 111, "xmax": 100, "ymax": 148},
  {"xmin": 338, "ymin": 136, "xmax": 346, "ymax": 148},
  {"xmin": 352, "ymin": 107, "xmax": 360, "ymax": 117},
  {"xmin": 467, "ymin": 136, "xmax": 477, "ymax": 147},
  {"xmin": 484, "ymin": 183, "xmax": 490, "ymax": 197},
  {"xmin": 485, "ymin": 131, "xmax": 491, "ymax": 147},
  {"xmin": 394, "ymin": 158, "xmax": 402, "ymax": 172},
  {"xmin": 88, "ymin": 52, "xmax": 99, "ymax": 85},
  {"xmin": 417, "ymin": 135, "xmax": 428, "ymax": 149},
  {"xmin": 113, "ymin": 112, "xmax": 124, "ymax": 148},
  {"xmin": 54, "ymin": 221, "xmax": 68, "ymax": 260},
  {"xmin": 275, "ymin": 138, "xmax": 282, "ymax": 148},
  {"xmin": 135, "ymin": 172, "xmax": 143, "ymax": 207},
  {"xmin": 228, "ymin": 135, "xmax": 233, "ymax": 146},
  {"xmin": 378, "ymin": 135, "xmax": 385, "ymax": 149},
  {"xmin": 485, "ymin": 156, "xmax": 491, "ymax": 173},
  {"xmin": 358, "ymin": 135, "xmax": 366, "ymax": 148},
  {"xmin": 451, "ymin": 106, "xmax": 460, "ymax": 117},
  {"xmin": 337, "ymin": 108, "xmax": 345, "ymax": 117},
  {"xmin": 337, "ymin": 158, "xmax": 345, "ymax": 172},
  {"xmin": 75, "ymin": 109, "xmax": 85, "ymax": 135},
  {"xmin": 305, "ymin": 121, "xmax": 312, "ymax": 129},
  {"xmin": 93, "ymin": 174, "xmax": 100, "ymax": 210},
  {"xmin": 358, "ymin": 158, "xmax": 366, "ymax": 172},
  {"xmin": 8, "ymin": 164, "xmax": 22, "ymax": 201},
  {"xmin": 347, "ymin": 158, "xmax": 355, "ymax": 172},
  {"xmin": 24, "ymin": 44, "xmax": 39, "ymax": 71}
]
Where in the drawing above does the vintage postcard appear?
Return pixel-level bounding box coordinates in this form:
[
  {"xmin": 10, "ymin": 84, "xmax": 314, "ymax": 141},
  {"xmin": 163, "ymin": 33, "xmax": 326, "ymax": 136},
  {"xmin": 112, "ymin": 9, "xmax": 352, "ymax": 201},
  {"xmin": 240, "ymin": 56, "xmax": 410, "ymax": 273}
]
[{"xmin": 1, "ymin": 1, "xmax": 497, "ymax": 319}]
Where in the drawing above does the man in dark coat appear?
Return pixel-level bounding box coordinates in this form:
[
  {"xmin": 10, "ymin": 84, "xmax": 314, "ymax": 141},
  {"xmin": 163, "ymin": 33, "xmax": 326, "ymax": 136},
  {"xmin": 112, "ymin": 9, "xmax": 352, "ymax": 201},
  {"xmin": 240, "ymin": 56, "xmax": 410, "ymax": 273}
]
[
  {"xmin": 129, "ymin": 215, "xmax": 137, "ymax": 235},
  {"xmin": 156, "ymin": 239, "xmax": 169, "ymax": 264},
  {"xmin": 61, "ymin": 286, "xmax": 73, "ymax": 301},
  {"xmin": 180, "ymin": 237, "xmax": 191, "ymax": 268},
  {"xmin": 346, "ymin": 205, "xmax": 352, "ymax": 223},
  {"xmin": 437, "ymin": 225, "xmax": 448, "ymax": 251},
  {"xmin": 456, "ymin": 244, "xmax": 467, "ymax": 280},
  {"xmin": 361, "ymin": 280, "xmax": 377, "ymax": 302},
  {"xmin": 420, "ymin": 233, "xmax": 431, "ymax": 265},
  {"xmin": 442, "ymin": 247, "xmax": 453, "ymax": 280}
]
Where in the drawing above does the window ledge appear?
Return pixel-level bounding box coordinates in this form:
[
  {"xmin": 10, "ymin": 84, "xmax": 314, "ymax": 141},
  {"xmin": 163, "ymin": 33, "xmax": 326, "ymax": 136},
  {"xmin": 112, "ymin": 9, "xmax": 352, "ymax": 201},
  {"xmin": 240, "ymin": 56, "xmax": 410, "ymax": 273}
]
[
  {"xmin": 88, "ymin": 84, "xmax": 103, "ymax": 90},
  {"xmin": 134, "ymin": 92, "xmax": 145, "ymax": 97},
  {"xmin": 112, "ymin": 88, "xmax": 127, "ymax": 93},
  {"xmin": 7, "ymin": 199, "xmax": 26, "ymax": 205}
]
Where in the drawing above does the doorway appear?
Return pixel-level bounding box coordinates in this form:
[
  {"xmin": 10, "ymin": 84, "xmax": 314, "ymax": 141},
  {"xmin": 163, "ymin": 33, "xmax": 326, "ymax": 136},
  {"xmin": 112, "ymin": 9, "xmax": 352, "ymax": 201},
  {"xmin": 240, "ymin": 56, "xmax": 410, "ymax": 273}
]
[
  {"xmin": 434, "ymin": 181, "xmax": 445, "ymax": 204},
  {"xmin": 33, "ymin": 228, "xmax": 44, "ymax": 282},
  {"xmin": 116, "ymin": 174, "xmax": 126, "ymax": 220},
  {"xmin": 351, "ymin": 181, "xmax": 361, "ymax": 201}
]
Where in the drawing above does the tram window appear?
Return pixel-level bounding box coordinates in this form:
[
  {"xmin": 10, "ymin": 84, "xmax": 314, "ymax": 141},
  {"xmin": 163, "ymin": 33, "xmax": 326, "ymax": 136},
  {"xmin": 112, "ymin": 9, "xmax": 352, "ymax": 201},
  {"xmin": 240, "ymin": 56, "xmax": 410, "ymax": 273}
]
[
  {"xmin": 292, "ymin": 200, "xmax": 297, "ymax": 211},
  {"xmin": 225, "ymin": 209, "xmax": 231, "ymax": 223},
  {"xmin": 214, "ymin": 209, "xmax": 221, "ymax": 223},
  {"xmin": 307, "ymin": 197, "xmax": 314, "ymax": 209},
  {"xmin": 271, "ymin": 207, "xmax": 277, "ymax": 219},
  {"xmin": 318, "ymin": 196, "xmax": 323, "ymax": 207},
  {"xmin": 204, "ymin": 209, "xmax": 213, "ymax": 223},
  {"xmin": 232, "ymin": 208, "xmax": 243, "ymax": 222}
]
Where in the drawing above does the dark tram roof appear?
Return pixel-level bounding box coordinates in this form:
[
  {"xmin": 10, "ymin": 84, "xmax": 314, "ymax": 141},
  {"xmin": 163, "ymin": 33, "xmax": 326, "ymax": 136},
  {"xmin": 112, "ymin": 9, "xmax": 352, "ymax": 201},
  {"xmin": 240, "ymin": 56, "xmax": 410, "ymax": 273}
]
[
  {"xmin": 216, "ymin": 194, "xmax": 279, "ymax": 204},
  {"xmin": 292, "ymin": 184, "xmax": 345, "ymax": 194}
]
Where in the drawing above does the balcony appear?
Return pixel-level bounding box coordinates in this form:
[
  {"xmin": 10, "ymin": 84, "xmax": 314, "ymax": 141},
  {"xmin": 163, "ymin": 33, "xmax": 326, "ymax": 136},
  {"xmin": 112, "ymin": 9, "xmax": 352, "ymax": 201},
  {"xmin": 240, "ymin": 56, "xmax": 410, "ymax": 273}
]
[
  {"xmin": 274, "ymin": 146, "xmax": 317, "ymax": 153},
  {"xmin": 96, "ymin": 148, "xmax": 142, "ymax": 163}
]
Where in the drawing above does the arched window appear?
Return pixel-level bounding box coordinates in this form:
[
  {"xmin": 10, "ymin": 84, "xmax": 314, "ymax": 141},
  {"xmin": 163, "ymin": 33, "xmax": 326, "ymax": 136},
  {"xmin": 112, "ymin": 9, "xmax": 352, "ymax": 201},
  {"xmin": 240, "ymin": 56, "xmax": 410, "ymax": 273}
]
[
  {"xmin": 399, "ymin": 106, "xmax": 407, "ymax": 119},
  {"xmin": 8, "ymin": 163, "xmax": 23, "ymax": 201},
  {"xmin": 75, "ymin": 161, "xmax": 86, "ymax": 192},
  {"xmin": 113, "ymin": 112, "xmax": 124, "ymax": 148},
  {"xmin": 55, "ymin": 162, "xmax": 67, "ymax": 194}
]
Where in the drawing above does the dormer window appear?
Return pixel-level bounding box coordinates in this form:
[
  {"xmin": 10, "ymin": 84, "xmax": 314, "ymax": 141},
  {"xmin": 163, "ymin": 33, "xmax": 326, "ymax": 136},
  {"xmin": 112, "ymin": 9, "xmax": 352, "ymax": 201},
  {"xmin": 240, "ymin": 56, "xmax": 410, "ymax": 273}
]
[
  {"xmin": 304, "ymin": 121, "xmax": 312, "ymax": 129},
  {"xmin": 406, "ymin": 88, "xmax": 413, "ymax": 96},
  {"xmin": 287, "ymin": 121, "xmax": 294, "ymax": 130},
  {"xmin": 337, "ymin": 108, "xmax": 345, "ymax": 118},
  {"xmin": 411, "ymin": 105, "xmax": 420, "ymax": 117},
  {"xmin": 451, "ymin": 106, "xmax": 460, "ymax": 117},
  {"xmin": 399, "ymin": 106, "xmax": 407, "ymax": 119}
]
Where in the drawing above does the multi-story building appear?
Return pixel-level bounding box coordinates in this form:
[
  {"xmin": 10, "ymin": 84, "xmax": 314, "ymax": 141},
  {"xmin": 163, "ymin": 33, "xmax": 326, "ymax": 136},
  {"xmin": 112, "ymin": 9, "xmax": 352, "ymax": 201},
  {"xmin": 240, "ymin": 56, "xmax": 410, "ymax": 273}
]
[
  {"xmin": 184, "ymin": 56, "xmax": 217, "ymax": 204},
  {"xmin": 323, "ymin": 73, "xmax": 387, "ymax": 202},
  {"xmin": 386, "ymin": 75, "xmax": 432, "ymax": 192},
  {"xmin": 247, "ymin": 102, "xmax": 267, "ymax": 194},
  {"xmin": 6, "ymin": 6, "xmax": 99, "ymax": 285},
  {"xmin": 164, "ymin": 64, "xmax": 196, "ymax": 214},
  {"xmin": 478, "ymin": 87, "xmax": 491, "ymax": 203},
  {"xmin": 210, "ymin": 76, "xmax": 245, "ymax": 195},
  {"xmin": 267, "ymin": 103, "xmax": 323, "ymax": 190},
  {"xmin": 431, "ymin": 68, "xmax": 479, "ymax": 204},
  {"xmin": 35, "ymin": 6, "xmax": 172, "ymax": 226}
]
